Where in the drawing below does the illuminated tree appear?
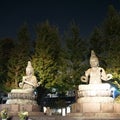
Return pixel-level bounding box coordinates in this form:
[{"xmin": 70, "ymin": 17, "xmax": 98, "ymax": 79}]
[
  {"xmin": 90, "ymin": 5, "xmax": 120, "ymax": 79},
  {"xmin": 63, "ymin": 21, "xmax": 87, "ymax": 90},
  {"xmin": 32, "ymin": 21, "xmax": 61, "ymax": 90},
  {"xmin": 7, "ymin": 23, "xmax": 31, "ymax": 88}
]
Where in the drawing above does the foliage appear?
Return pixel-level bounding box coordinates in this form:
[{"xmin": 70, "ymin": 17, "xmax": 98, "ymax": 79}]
[
  {"xmin": 7, "ymin": 23, "xmax": 32, "ymax": 88},
  {"xmin": 0, "ymin": 109, "xmax": 8, "ymax": 119},
  {"xmin": 112, "ymin": 80, "xmax": 120, "ymax": 90},
  {"xmin": 63, "ymin": 21, "xmax": 88, "ymax": 89},
  {"xmin": 18, "ymin": 111, "xmax": 28, "ymax": 120},
  {"xmin": 115, "ymin": 96, "xmax": 120, "ymax": 103},
  {"xmin": 32, "ymin": 21, "xmax": 61, "ymax": 89},
  {"xmin": 0, "ymin": 38, "xmax": 14, "ymax": 83},
  {"xmin": 89, "ymin": 5, "xmax": 120, "ymax": 79}
]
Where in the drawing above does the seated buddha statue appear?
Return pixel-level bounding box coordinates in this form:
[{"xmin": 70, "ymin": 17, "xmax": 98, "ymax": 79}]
[
  {"xmin": 78, "ymin": 50, "xmax": 113, "ymax": 102},
  {"xmin": 11, "ymin": 61, "xmax": 40, "ymax": 93},
  {"xmin": 81, "ymin": 50, "xmax": 112, "ymax": 84}
]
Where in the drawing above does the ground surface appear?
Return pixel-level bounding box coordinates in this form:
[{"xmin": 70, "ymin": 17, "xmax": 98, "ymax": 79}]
[{"xmin": 2, "ymin": 115, "xmax": 120, "ymax": 120}]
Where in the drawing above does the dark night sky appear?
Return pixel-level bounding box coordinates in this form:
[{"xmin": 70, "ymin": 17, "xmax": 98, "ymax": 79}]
[{"xmin": 0, "ymin": 0, "xmax": 120, "ymax": 39}]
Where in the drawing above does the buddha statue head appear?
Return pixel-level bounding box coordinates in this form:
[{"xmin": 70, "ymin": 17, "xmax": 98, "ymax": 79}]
[
  {"xmin": 26, "ymin": 61, "xmax": 34, "ymax": 76},
  {"xmin": 90, "ymin": 50, "xmax": 99, "ymax": 67}
]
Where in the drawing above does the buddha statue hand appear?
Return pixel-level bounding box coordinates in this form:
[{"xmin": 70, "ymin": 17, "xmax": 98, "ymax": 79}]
[
  {"xmin": 19, "ymin": 82, "xmax": 23, "ymax": 88},
  {"xmin": 81, "ymin": 76, "xmax": 88, "ymax": 83},
  {"xmin": 107, "ymin": 74, "xmax": 113, "ymax": 80},
  {"xmin": 37, "ymin": 81, "xmax": 41, "ymax": 87}
]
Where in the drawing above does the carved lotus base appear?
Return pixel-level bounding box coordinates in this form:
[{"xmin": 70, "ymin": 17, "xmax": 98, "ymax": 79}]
[
  {"xmin": 6, "ymin": 90, "xmax": 37, "ymax": 105},
  {"xmin": 78, "ymin": 83, "xmax": 112, "ymax": 97},
  {"xmin": 6, "ymin": 99, "xmax": 37, "ymax": 104},
  {"xmin": 77, "ymin": 97, "xmax": 114, "ymax": 103},
  {"xmin": 8, "ymin": 93, "xmax": 36, "ymax": 100}
]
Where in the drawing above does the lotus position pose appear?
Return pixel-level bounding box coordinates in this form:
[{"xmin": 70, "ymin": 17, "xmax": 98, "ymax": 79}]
[
  {"xmin": 11, "ymin": 61, "xmax": 39, "ymax": 93},
  {"xmin": 81, "ymin": 50, "xmax": 112, "ymax": 84},
  {"xmin": 19, "ymin": 61, "xmax": 39, "ymax": 89}
]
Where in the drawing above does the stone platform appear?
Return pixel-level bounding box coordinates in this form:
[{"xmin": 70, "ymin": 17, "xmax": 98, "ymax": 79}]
[
  {"xmin": 3, "ymin": 113, "xmax": 120, "ymax": 120},
  {"xmin": 6, "ymin": 91, "xmax": 37, "ymax": 104},
  {"xmin": 71, "ymin": 102, "xmax": 120, "ymax": 113},
  {"xmin": 0, "ymin": 104, "xmax": 42, "ymax": 116},
  {"xmin": 68, "ymin": 113, "xmax": 120, "ymax": 120},
  {"xmin": 68, "ymin": 102, "xmax": 120, "ymax": 119}
]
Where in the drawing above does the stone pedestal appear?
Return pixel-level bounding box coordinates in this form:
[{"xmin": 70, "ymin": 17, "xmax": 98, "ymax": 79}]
[
  {"xmin": 78, "ymin": 83, "xmax": 112, "ymax": 97},
  {"xmin": 68, "ymin": 83, "xmax": 120, "ymax": 119},
  {"xmin": 77, "ymin": 83, "xmax": 114, "ymax": 103},
  {"xmin": 6, "ymin": 89, "xmax": 37, "ymax": 105},
  {"xmin": 4, "ymin": 89, "xmax": 42, "ymax": 116},
  {"xmin": 6, "ymin": 92, "xmax": 37, "ymax": 104}
]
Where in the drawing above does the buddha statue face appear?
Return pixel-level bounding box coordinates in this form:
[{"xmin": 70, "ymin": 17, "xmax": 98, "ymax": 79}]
[{"xmin": 90, "ymin": 58, "xmax": 99, "ymax": 67}]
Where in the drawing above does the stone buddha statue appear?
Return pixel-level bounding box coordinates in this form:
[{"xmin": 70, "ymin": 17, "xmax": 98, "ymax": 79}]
[
  {"xmin": 77, "ymin": 50, "xmax": 113, "ymax": 103},
  {"xmin": 11, "ymin": 61, "xmax": 39, "ymax": 93},
  {"xmin": 6, "ymin": 61, "xmax": 40, "ymax": 104},
  {"xmin": 81, "ymin": 50, "xmax": 112, "ymax": 84},
  {"xmin": 19, "ymin": 61, "xmax": 38, "ymax": 90}
]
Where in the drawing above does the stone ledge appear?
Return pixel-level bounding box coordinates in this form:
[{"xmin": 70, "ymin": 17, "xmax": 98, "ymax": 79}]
[
  {"xmin": 71, "ymin": 102, "xmax": 120, "ymax": 113},
  {"xmin": 8, "ymin": 92, "xmax": 36, "ymax": 99},
  {"xmin": 78, "ymin": 90, "xmax": 111, "ymax": 97},
  {"xmin": 6, "ymin": 99, "xmax": 37, "ymax": 104},
  {"xmin": 9, "ymin": 111, "xmax": 43, "ymax": 116},
  {"xmin": 78, "ymin": 84, "xmax": 111, "ymax": 90},
  {"xmin": 0, "ymin": 104, "xmax": 40, "ymax": 112},
  {"xmin": 77, "ymin": 97, "xmax": 114, "ymax": 103},
  {"xmin": 68, "ymin": 113, "xmax": 120, "ymax": 120}
]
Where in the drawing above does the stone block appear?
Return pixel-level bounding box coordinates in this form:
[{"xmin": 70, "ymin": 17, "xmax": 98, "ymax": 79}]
[
  {"xmin": 19, "ymin": 104, "xmax": 26, "ymax": 111},
  {"xmin": 101, "ymin": 103, "xmax": 113, "ymax": 112},
  {"xmin": 11, "ymin": 104, "xmax": 19, "ymax": 112},
  {"xmin": 23, "ymin": 104, "xmax": 33, "ymax": 112},
  {"xmin": 82, "ymin": 103, "xmax": 100, "ymax": 112},
  {"xmin": 76, "ymin": 103, "xmax": 82, "ymax": 112},
  {"xmin": 71, "ymin": 103, "xmax": 76, "ymax": 113},
  {"xmin": 0, "ymin": 104, "xmax": 11, "ymax": 111},
  {"xmin": 114, "ymin": 103, "xmax": 120, "ymax": 113},
  {"xmin": 71, "ymin": 103, "xmax": 82, "ymax": 113},
  {"xmin": 32, "ymin": 105, "xmax": 40, "ymax": 111}
]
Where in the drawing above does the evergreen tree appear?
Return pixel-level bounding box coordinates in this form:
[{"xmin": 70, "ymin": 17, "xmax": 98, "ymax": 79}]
[
  {"xmin": 0, "ymin": 38, "xmax": 14, "ymax": 83},
  {"xmin": 64, "ymin": 21, "xmax": 87, "ymax": 90},
  {"xmin": 89, "ymin": 27, "xmax": 103, "ymax": 54},
  {"xmin": 7, "ymin": 23, "xmax": 31, "ymax": 88},
  {"xmin": 32, "ymin": 21, "xmax": 61, "ymax": 90},
  {"xmin": 89, "ymin": 5, "xmax": 120, "ymax": 79},
  {"xmin": 102, "ymin": 5, "xmax": 120, "ymax": 79}
]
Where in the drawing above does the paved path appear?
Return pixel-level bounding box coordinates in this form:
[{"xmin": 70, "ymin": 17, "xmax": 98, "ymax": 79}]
[{"xmin": 4, "ymin": 115, "xmax": 120, "ymax": 120}]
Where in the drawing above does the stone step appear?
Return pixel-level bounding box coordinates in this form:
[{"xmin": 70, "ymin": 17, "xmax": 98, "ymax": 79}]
[
  {"xmin": 3, "ymin": 115, "xmax": 120, "ymax": 120},
  {"xmin": 68, "ymin": 112, "xmax": 120, "ymax": 120},
  {"xmin": 9, "ymin": 111, "xmax": 44, "ymax": 116}
]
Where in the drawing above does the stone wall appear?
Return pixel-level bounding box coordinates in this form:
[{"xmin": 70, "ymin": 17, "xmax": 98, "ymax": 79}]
[
  {"xmin": 0, "ymin": 104, "xmax": 42, "ymax": 116},
  {"xmin": 71, "ymin": 102, "xmax": 120, "ymax": 113}
]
